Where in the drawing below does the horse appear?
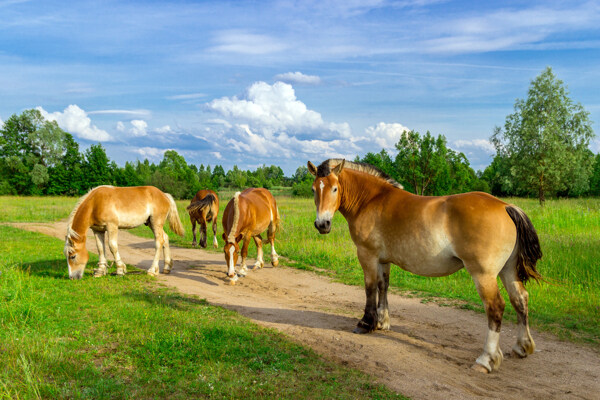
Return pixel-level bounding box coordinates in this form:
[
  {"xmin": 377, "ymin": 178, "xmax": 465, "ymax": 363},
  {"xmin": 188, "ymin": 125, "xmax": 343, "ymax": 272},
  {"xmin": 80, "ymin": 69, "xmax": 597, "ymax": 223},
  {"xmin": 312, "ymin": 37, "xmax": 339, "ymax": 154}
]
[
  {"xmin": 307, "ymin": 159, "xmax": 542, "ymax": 373},
  {"xmin": 221, "ymin": 188, "xmax": 280, "ymax": 284},
  {"xmin": 186, "ymin": 189, "xmax": 219, "ymax": 248},
  {"xmin": 64, "ymin": 185, "xmax": 185, "ymax": 280}
]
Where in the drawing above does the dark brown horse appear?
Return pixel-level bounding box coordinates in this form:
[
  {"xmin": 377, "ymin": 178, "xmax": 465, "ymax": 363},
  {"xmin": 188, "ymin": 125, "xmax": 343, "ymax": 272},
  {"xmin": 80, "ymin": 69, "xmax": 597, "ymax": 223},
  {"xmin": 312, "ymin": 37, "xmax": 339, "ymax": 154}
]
[
  {"xmin": 221, "ymin": 188, "xmax": 280, "ymax": 284},
  {"xmin": 186, "ymin": 189, "xmax": 219, "ymax": 248},
  {"xmin": 308, "ymin": 159, "xmax": 542, "ymax": 373}
]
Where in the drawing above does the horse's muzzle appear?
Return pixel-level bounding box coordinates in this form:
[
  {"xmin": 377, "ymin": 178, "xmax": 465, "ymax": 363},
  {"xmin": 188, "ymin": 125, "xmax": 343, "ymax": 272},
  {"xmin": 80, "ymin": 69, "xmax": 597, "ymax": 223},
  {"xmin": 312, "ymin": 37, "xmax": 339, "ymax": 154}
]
[
  {"xmin": 314, "ymin": 219, "xmax": 331, "ymax": 234},
  {"xmin": 69, "ymin": 270, "xmax": 84, "ymax": 280}
]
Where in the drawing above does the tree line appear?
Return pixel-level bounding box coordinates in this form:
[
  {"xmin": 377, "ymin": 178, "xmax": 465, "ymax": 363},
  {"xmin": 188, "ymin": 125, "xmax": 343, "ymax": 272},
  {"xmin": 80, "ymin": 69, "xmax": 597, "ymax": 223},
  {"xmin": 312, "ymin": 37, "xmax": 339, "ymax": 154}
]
[
  {"xmin": 0, "ymin": 109, "xmax": 288, "ymax": 199},
  {"xmin": 1, "ymin": 68, "xmax": 597, "ymax": 203}
]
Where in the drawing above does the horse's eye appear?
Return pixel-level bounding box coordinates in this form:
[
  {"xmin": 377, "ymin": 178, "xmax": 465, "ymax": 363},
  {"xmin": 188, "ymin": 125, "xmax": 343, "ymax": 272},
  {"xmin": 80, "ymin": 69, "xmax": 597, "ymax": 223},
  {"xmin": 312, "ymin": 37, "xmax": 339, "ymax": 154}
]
[
  {"xmin": 69, "ymin": 254, "xmax": 76, "ymax": 260},
  {"xmin": 333, "ymin": 187, "xmax": 338, "ymax": 193},
  {"xmin": 311, "ymin": 187, "xmax": 315, "ymax": 193}
]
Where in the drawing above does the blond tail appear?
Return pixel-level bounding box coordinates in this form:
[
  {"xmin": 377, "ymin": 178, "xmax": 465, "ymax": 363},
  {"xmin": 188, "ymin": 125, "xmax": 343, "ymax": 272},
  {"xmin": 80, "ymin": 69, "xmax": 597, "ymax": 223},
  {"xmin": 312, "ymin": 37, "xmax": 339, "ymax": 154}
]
[{"xmin": 165, "ymin": 193, "xmax": 185, "ymax": 236}]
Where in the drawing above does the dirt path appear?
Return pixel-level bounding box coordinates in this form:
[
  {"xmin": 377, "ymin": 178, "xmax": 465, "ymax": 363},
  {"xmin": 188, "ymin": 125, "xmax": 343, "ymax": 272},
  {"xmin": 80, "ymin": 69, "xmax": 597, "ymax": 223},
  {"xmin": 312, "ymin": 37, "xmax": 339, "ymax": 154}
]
[{"xmin": 13, "ymin": 221, "xmax": 600, "ymax": 400}]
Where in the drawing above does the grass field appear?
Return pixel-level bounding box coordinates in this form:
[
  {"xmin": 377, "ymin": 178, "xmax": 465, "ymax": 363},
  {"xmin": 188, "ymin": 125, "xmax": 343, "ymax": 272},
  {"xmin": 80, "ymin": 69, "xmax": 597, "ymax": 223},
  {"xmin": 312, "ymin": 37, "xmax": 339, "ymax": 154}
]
[
  {"xmin": 0, "ymin": 210, "xmax": 404, "ymax": 398},
  {"xmin": 2, "ymin": 192, "xmax": 599, "ymax": 348}
]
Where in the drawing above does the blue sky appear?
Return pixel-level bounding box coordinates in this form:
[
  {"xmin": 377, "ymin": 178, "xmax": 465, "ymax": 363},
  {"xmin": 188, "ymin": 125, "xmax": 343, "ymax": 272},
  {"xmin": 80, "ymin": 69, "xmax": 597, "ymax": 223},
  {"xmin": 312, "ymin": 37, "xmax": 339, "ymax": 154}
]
[{"xmin": 1, "ymin": 0, "xmax": 599, "ymax": 175}]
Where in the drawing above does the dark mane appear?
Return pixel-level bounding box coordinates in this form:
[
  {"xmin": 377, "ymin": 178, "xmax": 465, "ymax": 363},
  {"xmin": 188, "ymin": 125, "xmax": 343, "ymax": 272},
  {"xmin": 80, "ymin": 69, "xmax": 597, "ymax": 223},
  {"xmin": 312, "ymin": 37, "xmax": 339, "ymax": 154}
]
[{"xmin": 317, "ymin": 159, "xmax": 404, "ymax": 190}]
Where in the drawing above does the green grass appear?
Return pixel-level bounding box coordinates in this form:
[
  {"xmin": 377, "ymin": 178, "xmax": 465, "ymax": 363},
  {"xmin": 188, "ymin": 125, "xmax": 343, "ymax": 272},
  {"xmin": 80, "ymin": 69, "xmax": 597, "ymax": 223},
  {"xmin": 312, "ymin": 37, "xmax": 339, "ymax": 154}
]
[{"xmin": 0, "ymin": 225, "xmax": 404, "ymax": 399}]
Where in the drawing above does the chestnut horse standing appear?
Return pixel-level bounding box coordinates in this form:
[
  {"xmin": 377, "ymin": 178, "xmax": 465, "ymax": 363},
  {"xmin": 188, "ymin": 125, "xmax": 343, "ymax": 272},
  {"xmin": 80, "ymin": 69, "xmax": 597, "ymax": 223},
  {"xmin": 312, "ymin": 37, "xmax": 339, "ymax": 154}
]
[
  {"xmin": 64, "ymin": 185, "xmax": 185, "ymax": 279},
  {"xmin": 221, "ymin": 188, "xmax": 280, "ymax": 284},
  {"xmin": 186, "ymin": 189, "xmax": 219, "ymax": 248},
  {"xmin": 308, "ymin": 159, "xmax": 542, "ymax": 373}
]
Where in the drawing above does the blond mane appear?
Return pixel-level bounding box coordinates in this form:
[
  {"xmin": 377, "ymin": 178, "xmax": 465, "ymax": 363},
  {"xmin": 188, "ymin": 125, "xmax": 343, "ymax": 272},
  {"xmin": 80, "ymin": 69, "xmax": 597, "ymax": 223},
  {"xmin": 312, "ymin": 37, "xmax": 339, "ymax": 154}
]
[
  {"xmin": 227, "ymin": 191, "xmax": 241, "ymax": 243},
  {"xmin": 318, "ymin": 159, "xmax": 404, "ymax": 190}
]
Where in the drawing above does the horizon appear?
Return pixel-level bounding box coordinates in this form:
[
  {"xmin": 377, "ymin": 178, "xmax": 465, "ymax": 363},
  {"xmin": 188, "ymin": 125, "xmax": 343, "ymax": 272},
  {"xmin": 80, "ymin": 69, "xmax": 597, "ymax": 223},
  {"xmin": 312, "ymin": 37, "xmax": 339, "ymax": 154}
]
[{"xmin": 1, "ymin": 0, "xmax": 599, "ymax": 176}]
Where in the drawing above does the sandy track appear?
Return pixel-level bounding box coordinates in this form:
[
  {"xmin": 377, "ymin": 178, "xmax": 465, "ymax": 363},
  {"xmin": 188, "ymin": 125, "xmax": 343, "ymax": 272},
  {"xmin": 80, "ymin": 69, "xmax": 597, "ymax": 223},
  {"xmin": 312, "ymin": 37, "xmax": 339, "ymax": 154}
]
[{"xmin": 13, "ymin": 221, "xmax": 600, "ymax": 400}]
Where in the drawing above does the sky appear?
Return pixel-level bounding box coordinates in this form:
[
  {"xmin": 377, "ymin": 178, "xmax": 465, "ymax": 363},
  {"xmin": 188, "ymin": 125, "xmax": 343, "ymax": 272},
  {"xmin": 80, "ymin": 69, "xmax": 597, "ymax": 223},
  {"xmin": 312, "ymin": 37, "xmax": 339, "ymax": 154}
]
[{"xmin": 1, "ymin": 0, "xmax": 599, "ymax": 175}]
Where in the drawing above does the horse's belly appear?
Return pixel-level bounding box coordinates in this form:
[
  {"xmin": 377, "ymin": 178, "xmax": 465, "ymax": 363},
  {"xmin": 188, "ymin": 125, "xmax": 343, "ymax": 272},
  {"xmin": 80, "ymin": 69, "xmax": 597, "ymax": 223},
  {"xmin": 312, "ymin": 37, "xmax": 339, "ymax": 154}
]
[{"xmin": 392, "ymin": 246, "xmax": 464, "ymax": 277}]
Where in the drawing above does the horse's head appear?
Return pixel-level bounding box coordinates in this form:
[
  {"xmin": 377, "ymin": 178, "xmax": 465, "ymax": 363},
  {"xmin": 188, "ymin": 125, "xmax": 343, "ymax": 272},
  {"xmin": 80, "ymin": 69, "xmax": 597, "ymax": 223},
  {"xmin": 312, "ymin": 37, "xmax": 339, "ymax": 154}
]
[
  {"xmin": 308, "ymin": 159, "xmax": 345, "ymax": 234},
  {"xmin": 64, "ymin": 230, "xmax": 88, "ymax": 280},
  {"xmin": 222, "ymin": 233, "xmax": 242, "ymax": 278}
]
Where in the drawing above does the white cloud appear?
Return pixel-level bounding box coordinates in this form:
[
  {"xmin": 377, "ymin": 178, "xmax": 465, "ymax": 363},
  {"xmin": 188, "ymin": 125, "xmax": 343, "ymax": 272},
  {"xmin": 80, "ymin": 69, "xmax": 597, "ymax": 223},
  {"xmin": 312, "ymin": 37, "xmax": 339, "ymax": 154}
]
[
  {"xmin": 211, "ymin": 151, "xmax": 223, "ymax": 160},
  {"xmin": 210, "ymin": 30, "xmax": 287, "ymax": 55},
  {"xmin": 363, "ymin": 122, "xmax": 409, "ymax": 150},
  {"xmin": 88, "ymin": 109, "xmax": 151, "ymax": 117},
  {"xmin": 274, "ymin": 71, "xmax": 321, "ymax": 85},
  {"xmin": 135, "ymin": 147, "xmax": 166, "ymax": 160},
  {"xmin": 0, "ymin": 116, "xmax": 3, "ymax": 129},
  {"xmin": 166, "ymin": 93, "xmax": 205, "ymax": 101},
  {"xmin": 155, "ymin": 125, "xmax": 173, "ymax": 134},
  {"xmin": 116, "ymin": 121, "xmax": 125, "ymax": 132},
  {"xmin": 452, "ymin": 139, "xmax": 496, "ymax": 154},
  {"xmin": 130, "ymin": 120, "xmax": 148, "ymax": 137},
  {"xmin": 207, "ymin": 81, "xmax": 350, "ymax": 140},
  {"xmin": 37, "ymin": 105, "xmax": 113, "ymax": 141}
]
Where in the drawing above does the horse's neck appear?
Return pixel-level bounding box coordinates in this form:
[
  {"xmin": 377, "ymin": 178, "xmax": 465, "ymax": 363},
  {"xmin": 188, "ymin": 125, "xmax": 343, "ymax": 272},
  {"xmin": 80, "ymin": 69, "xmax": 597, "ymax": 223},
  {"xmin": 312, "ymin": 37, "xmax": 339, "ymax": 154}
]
[
  {"xmin": 71, "ymin": 203, "xmax": 92, "ymax": 240},
  {"xmin": 338, "ymin": 171, "xmax": 403, "ymax": 221}
]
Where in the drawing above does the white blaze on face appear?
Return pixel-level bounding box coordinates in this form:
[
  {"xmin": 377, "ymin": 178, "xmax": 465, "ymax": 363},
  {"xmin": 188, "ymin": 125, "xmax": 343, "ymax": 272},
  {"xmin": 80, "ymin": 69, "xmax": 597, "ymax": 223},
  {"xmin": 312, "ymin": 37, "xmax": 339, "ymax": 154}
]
[
  {"xmin": 319, "ymin": 180, "xmax": 324, "ymax": 194},
  {"xmin": 228, "ymin": 245, "xmax": 236, "ymax": 276}
]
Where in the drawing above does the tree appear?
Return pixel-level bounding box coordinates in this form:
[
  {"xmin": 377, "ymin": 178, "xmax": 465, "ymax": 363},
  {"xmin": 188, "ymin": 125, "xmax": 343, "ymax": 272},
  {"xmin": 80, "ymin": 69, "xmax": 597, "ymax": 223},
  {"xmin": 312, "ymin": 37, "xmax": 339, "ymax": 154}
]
[
  {"xmin": 491, "ymin": 67, "xmax": 595, "ymax": 205},
  {"xmin": 589, "ymin": 154, "xmax": 600, "ymax": 196},
  {"xmin": 394, "ymin": 131, "xmax": 449, "ymax": 195},
  {"xmin": 83, "ymin": 144, "xmax": 112, "ymax": 189}
]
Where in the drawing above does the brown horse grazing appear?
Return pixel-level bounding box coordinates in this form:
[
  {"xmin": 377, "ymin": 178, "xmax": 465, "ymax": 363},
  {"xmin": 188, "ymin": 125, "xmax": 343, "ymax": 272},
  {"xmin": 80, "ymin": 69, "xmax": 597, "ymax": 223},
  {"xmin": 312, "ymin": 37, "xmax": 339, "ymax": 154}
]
[
  {"xmin": 186, "ymin": 189, "xmax": 219, "ymax": 249},
  {"xmin": 307, "ymin": 159, "xmax": 542, "ymax": 373},
  {"xmin": 221, "ymin": 188, "xmax": 280, "ymax": 284},
  {"xmin": 64, "ymin": 185, "xmax": 185, "ymax": 280}
]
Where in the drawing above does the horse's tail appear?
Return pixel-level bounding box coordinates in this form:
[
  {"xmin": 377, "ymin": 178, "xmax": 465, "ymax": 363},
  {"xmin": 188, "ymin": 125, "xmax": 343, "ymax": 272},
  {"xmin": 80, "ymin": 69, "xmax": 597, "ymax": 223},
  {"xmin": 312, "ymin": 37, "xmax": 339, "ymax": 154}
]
[
  {"xmin": 273, "ymin": 204, "xmax": 281, "ymax": 234},
  {"xmin": 505, "ymin": 205, "xmax": 543, "ymax": 284},
  {"xmin": 186, "ymin": 194, "xmax": 216, "ymax": 216},
  {"xmin": 165, "ymin": 193, "xmax": 185, "ymax": 237}
]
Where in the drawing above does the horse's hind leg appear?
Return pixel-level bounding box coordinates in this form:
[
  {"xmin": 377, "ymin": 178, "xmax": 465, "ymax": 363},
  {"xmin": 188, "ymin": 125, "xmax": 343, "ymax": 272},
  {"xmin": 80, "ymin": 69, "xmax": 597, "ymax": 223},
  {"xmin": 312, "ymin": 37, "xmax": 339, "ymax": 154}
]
[
  {"xmin": 253, "ymin": 234, "xmax": 264, "ymax": 269},
  {"xmin": 500, "ymin": 265, "xmax": 535, "ymax": 358},
  {"xmin": 147, "ymin": 222, "xmax": 166, "ymax": 276},
  {"xmin": 162, "ymin": 229, "xmax": 173, "ymax": 274},
  {"xmin": 268, "ymin": 221, "xmax": 279, "ymax": 267},
  {"xmin": 377, "ymin": 262, "xmax": 391, "ymax": 330},
  {"xmin": 199, "ymin": 221, "xmax": 208, "ymax": 248},
  {"xmin": 212, "ymin": 218, "xmax": 218, "ymax": 248},
  {"xmin": 107, "ymin": 226, "xmax": 127, "ymax": 276},
  {"xmin": 471, "ymin": 272, "xmax": 505, "ymax": 373},
  {"xmin": 191, "ymin": 218, "xmax": 198, "ymax": 247},
  {"xmin": 93, "ymin": 231, "xmax": 108, "ymax": 277}
]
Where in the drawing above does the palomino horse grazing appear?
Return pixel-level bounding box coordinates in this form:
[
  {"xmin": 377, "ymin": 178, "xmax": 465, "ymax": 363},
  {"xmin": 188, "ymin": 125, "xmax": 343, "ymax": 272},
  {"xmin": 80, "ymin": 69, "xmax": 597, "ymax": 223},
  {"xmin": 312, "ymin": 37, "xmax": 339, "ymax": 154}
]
[
  {"xmin": 222, "ymin": 188, "xmax": 280, "ymax": 284},
  {"xmin": 308, "ymin": 159, "xmax": 542, "ymax": 373},
  {"xmin": 186, "ymin": 189, "xmax": 219, "ymax": 248},
  {"xmin": 64, "ymin": 185, "xmax": 185, "ymax": 279}
]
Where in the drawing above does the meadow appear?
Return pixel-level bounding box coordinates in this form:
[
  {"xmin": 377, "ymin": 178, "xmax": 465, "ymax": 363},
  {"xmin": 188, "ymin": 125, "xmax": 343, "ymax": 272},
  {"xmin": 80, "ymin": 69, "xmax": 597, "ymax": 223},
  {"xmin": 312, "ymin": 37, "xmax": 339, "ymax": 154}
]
[{"xmin": 0, "ymin": 196, "xmax": 405, "ymax": 399}]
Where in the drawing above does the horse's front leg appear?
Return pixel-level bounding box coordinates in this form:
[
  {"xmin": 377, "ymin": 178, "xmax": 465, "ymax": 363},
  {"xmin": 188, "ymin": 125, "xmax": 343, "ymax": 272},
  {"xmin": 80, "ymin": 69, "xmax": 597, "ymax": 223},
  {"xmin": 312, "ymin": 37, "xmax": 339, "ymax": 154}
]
[
  {"xmin": 107, "ymin": 226, "xmax": 127, "ymax": 276},
  {"xmin": 93, "ymin": 230, "xmax": 108, "ymax": 277},
  {"xmin": 377, "ymin": 262, "xmax": 391, "ymax": 330},
  {"xmin": 354, "ymin": 249, "xmax": 379, "ymax": 334},
  {"xmin": 238, "ymin": 238, "xmax": 250, "ymax": 277},
  {"xmin": 162, "ymin": 229, "xmax": 173, "ymax": 274}
]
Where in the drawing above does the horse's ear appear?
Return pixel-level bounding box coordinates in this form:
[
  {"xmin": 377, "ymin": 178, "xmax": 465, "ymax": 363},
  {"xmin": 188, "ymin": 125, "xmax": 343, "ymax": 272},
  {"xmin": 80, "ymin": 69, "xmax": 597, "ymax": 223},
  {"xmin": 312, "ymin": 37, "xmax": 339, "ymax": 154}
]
[
  {"xmin": 222, "ymin": 233, "xmax": 227, "ymax": 241},
  {"xmin": 235, "ymin": 233, "xmax": 243, "ymax": 243},
  {"xmin": 332, "ymin": 159, "xmax": 345, "ymax": 176},
  {"xmin": 307, "ymin": 161, "xmax": 317, "ymax": 176}
]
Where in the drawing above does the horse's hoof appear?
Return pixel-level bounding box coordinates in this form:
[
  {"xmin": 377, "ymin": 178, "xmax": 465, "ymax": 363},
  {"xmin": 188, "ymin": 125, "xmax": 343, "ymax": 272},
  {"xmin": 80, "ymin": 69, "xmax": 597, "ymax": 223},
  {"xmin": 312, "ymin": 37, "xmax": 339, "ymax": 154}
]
[
  {"xmin": 163, "ymin": 269, "xmax": 171, "ymax": 275},
  {"xmin": 229, "ymin": 280, "xmax": 236, "ymax": 286},
  {"xmin": 116, "ymin": 268, "xmax": 125, "ymax": 276},
  {"xmin": 471, "ymin": 364, "xmax": 490, "ymax": 374},
  {"xmin": 353, "ymin": 326, "xmax": 372, "ymax": 334},
  {"xmin": 147, "ymin": 271, "xmax": 158, "ymax": 277},
  {"xmin": 272, "ymin": 259, "xmax": 279, "ymax": 267}
]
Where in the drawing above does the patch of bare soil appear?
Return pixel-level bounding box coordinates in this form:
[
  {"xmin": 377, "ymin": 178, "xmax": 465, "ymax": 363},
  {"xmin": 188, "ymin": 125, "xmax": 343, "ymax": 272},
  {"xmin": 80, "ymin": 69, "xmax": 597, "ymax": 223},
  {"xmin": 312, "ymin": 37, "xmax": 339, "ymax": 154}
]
[{"xmin": 13, "ymin": 221, "xmax": 600, "ymax": 400}]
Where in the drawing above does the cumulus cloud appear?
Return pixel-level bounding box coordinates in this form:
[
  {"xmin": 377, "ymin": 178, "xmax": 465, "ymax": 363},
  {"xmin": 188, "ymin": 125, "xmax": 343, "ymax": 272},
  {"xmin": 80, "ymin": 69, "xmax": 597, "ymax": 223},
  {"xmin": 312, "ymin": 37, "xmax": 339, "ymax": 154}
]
[
  {"xmin": 135, "ymin": 147, "xmax": 166, "ymax": 160},
  {"xmin": 363, "ymin": 122, "xmax": 410, "ymax": 150},
  {"xmin": 211, "ymin": 151, "xmax": 223, "ymax": 160},
  {"xmin": 37, "ymin": 105, "xmax": 113, "ymax": 141},
  {"xmin": 452, "ymin": 139, "xmax": 496, "ymax": 154},
  {"xmin": 155, "ymin": 125, "xmax": 173, "ymax": 134},
  {"xmin": 274, "ymin": 71, "xmax": 322, "ymax": 85},
  {"xmin": 207, "ymin": 81, "xmax": 350, "ymax": 140},
  {"xmin": 129, "ymin": 120, "xmax": 148, "ymax": 137}
]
